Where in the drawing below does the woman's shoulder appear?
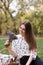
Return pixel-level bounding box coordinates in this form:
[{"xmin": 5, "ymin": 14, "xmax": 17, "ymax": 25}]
[
  {"xmin": 12, "ymin": 34, "xmax": 22, "ymax": 42},
  {"xmin": 16, "ymin": 34, "xmax": 22, "ymax": 38}
]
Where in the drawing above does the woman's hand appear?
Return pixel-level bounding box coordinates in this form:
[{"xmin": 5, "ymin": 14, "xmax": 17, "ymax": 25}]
[{"xmin": 4, "ymin": 40, "xmax": 10, "ymax": 48}]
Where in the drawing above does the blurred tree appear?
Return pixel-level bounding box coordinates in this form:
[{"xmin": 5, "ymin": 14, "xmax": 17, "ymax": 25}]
[
  {"xmin": 0, "ymin": 0, "xmax": 43, "ymax": 36},
  {"xmin": 0, "ymin": 0, "xmax": 16, "ymax": 35},
  {"xmin": 25, "ymin": 11, "xmax": 43, "ymax": 36}
]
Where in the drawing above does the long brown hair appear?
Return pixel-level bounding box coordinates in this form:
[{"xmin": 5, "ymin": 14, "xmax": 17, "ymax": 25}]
[{"xmin": 21, "ymin": 20, "xmax": 37, "ymax": 50}]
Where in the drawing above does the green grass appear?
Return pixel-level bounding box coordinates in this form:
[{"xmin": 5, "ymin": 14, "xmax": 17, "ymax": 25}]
[
  {"xmin": 0, "ymin": 38, "xmax": 43, "ymax": 60},
  {"xmin": 36, "ymin": 38, "xmax": 43, "ymax": 60},
  {"xmin": 0, "ymin": 39, "xmax": 9, "ymax": 54}
]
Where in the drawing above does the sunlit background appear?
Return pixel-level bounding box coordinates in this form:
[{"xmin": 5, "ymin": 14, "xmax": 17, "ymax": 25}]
[{"xmin": 0, "ymin": 0, "xmax": 43, "ymax": 60}]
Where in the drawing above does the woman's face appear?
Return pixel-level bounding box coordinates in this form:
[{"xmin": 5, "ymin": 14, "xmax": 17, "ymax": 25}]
[{"xmin": 19, "ymin": 24, "xmax": 25, "ymax": 37}]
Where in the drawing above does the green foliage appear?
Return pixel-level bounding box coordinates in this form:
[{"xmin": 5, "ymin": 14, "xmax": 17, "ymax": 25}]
[
  {"xmin": 0, "ymin": 0, "xmax": 43, "ymax": 36},
  {"xmin": 0, "ymin": 10, "xmax": 43, "ymax": 36},
  {"xmin": 25, "ymin": 11, "xmax": 43, "ymax": 37}
]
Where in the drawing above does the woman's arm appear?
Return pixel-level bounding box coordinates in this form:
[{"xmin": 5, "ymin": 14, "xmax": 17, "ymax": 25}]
[
  {"xmin": 26, "ymin": 56, "xmax": 33, "ymax": 65},
  {"xmin": 26, "ymin": 49, "xmax": 37, "ymax": 65},
  {"xmin": 5, "ymin": 40, "xmax": 17, "ymax": 57},
  {"xmin": 6, "ymin": 46, "xmax": 17, "ymax": 57}
]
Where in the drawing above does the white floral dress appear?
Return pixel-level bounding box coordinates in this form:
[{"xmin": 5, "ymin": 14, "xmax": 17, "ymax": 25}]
[
  {"xmin": 0, "ymin": 34, "xmax": 37, "ymax": 65},
  {"xmin": 12, "ymin": 34, "xmax": 37, "ymax": 59}
]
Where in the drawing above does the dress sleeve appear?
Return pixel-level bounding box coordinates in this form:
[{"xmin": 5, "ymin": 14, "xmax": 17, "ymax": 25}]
[
  {"xmin": 11, "ymin": 34, "xmax": 21, "ymax": 52},
  {"xmin": 30, "ymin": 49, "xmax": 37, "ymax": 60},
  {"xmin": 11, "ymin": 39, "xmax": 18, "ymax": 52}
]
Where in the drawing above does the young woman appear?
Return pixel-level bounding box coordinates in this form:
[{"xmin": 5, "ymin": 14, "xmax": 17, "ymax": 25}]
[
  {"xmin": 18, "ymin": 20, "xmax": 43, "ymax": 65},
  {"xmin": 0, "ymin": 20, "xmax": 43, "ymax": 65},
  {"xmin": 9, "ymin": 20, "xmax": 43, "ymax": 65}
]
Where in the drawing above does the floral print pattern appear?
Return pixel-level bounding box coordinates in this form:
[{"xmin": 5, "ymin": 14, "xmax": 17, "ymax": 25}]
[
  {"xmin": 0, "ymin": 54, "xmax": 14, "ymax": 65},
  {"xmin": 12, "ymin": 34, "xmax": 37, "ymax": 59}
]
